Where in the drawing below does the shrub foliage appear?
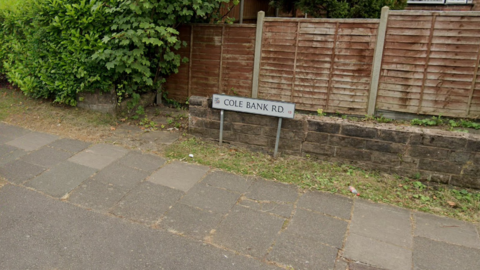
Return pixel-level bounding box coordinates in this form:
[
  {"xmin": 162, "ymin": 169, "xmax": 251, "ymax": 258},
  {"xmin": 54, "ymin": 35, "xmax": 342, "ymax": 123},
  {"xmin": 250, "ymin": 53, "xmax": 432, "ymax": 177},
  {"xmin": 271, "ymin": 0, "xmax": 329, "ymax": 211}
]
[{"xmin": 0, "ymin": 0, "xmax": 230, "ymax": 105}]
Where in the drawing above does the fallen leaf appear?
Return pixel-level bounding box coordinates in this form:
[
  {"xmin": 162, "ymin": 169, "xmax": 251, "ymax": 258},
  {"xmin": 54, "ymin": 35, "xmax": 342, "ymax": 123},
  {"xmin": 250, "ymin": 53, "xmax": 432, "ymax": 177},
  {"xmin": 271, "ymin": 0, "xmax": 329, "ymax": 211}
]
[
  {"xmin": 447, "ymin": 201, "xmax": 456, "ymax": 207},
  {"xmin": 398, "ymin": 184, "xmax": 403, "ymax": 187}
]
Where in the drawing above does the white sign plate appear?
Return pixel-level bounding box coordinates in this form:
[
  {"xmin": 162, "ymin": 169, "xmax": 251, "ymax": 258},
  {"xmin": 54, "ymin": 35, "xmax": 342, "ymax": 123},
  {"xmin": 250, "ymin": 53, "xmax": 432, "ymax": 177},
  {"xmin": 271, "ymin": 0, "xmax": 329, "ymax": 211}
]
[{"xmin": 212, "ymin": 94, "xmax": 295, "ymax": 119}]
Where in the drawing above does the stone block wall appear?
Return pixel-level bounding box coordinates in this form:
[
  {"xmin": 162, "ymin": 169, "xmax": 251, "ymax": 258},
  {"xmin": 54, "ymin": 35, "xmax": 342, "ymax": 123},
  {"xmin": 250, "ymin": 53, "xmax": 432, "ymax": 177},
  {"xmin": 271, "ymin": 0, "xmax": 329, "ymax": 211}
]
[
  {"xmin": 77, "ymin": 88, "xmax": 117, "ymax": 114},
  {"xmin": 77, "ymin": 89, "xmax": 156, "ymax": 116},
  {"xmin": 189, "ymin": 96, "xmax": 480, "ymax": 189}
]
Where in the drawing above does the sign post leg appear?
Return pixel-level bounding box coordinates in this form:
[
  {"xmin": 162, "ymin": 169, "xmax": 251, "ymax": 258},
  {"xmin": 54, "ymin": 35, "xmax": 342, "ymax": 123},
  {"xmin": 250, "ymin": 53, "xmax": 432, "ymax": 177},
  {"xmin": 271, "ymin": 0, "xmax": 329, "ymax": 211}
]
[
  {"xmin": 274, "ymin": 117, "xmax": 283, "ymax": 158},
  {"xmin": 219, "ymin": 110, "xmax": 224, "ymax": 146}
]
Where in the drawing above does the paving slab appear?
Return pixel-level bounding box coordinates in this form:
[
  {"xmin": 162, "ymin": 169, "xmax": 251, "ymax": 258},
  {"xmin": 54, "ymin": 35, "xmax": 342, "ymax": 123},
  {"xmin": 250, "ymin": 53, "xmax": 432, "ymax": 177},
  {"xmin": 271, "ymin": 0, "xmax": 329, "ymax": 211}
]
[
  {"xmin": 334, "ymin": 259, "xmax": 349, "ymax": 270},
  {"xmin": 0, "ymin": 134, "xmax": 10, "ymax": 144},
  {"xmin": 239, "ymin": 198, "xmax": 293, "ymax": 218},
  {"xmin": 413, "ymin": 236, "xmax": 480, "ymax": 270},
  {"xmin": 93, "ymin": 162, "xmax": 149, "ymax": 191},
  {"xmin": 267, "ymin": 232, "xmax": 338, "ymax": 270},
  {"xmin": 111, "ymin": 182, "xmax": 184, "ymax": 225},
  {"xmin": 350, "ymin": 200, "xmax": 412, "ymax": 248},
  {"xmin": 116, "ymin": 151, "xmax": 166, "ymax": 173},
  {"xmin": 286, "ymin": 208, "xmax": 347, "ymax": 248},
  {"xmin": 213, "ymin": 205, "xmax": 285, "ymax": 257},
  {"xmin": 180, "ymin": 183, "xmax": 241, "ymax": 214},
  {"xmin": 68, "ymin": 179, "xmax": 127, "ymax": 212},
  {"xmin": 27, "ymin": 161, "xmax": 97, "ymax": 198},
  {"xmin": 414, "ymin": 212, "xmax": 480, "ymax": 249},
  {"xmin": 48, "ymin": 138, "xmax": 90, "ymax": 153},
  {"xmin": 245, "ymin": 178, "xmax": 298, "ymax": 203},
  {"xmin": 0, "ymin": 123, "xmax": 30, "ymax": 138},
  {"xmin": 0, "ymin": 144, "xmax": 27, "ymax": 165},
  {"xmin": 161, "ymin": 203, "xmax": 224, "ymax": 240},
  {"xmin": 0, "ymin": 144, "xmax": 17, "ymax": 157},
  {"xmin": 0, "ymin": 160, "xmax": 46, "ymax": 184},
  {"xmin": 6, "ymin": 132, "xmax": 58, "ymax": 151},
  {"xmin": 148, "ymin": 161, "xmax": 210, "ymax": 192},
  {"xmin": 68, "ymin": 144, "xmax": 129, "ymax": 169},
  {"xmin": 297, "ymin": 191, "xmax": 353, "ymax": 220},
  {"xmin": 344, "ymin": 233, "xmax": 412, "ymax": 270},
  {"xmin": 202, "ymin": 170, "xmax": 253, "ymax": 193},
  {"xmin": 0, "ymin": 185, "xmax": 279, "ymax": 270},
  {"xmin": 20, "ymin": 147, "xmax": 73, "ymax": 168}
]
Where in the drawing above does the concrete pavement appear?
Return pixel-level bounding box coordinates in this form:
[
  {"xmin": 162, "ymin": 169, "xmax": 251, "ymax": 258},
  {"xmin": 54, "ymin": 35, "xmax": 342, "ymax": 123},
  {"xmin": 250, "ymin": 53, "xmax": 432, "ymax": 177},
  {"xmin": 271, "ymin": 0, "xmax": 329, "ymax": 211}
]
[{"xmin": 1, "ymin": 123, "xmax": 479, "ymax": 270}]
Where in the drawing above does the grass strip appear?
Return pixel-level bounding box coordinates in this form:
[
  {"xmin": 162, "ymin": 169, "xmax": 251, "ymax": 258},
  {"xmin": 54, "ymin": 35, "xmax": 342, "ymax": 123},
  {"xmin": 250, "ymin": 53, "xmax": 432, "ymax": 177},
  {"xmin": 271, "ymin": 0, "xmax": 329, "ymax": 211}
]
[{"xmin": 166, "ymin": 137, "xmax": 480, "ymax": 223}]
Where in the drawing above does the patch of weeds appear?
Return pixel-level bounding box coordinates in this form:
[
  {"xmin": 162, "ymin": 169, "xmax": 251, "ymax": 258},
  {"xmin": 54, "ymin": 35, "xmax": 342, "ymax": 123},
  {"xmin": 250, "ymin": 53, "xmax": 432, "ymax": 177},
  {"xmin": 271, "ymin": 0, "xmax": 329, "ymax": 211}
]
[
  {"xmin": 411, "ymin": 115, "xmax": 444, "ymax": 127},
  {"xmin": 131, "ymin": 105, "xmax": 145, "ymax": 120},
  {"xmin": 363, "ymin": 114, "xmax": 393, "ymax": 123},
  {"xmin": 317, "ymin": 109, "xmax": 326, "ymax": 117},
  {"xmin": 411, "ymin": 115, "xmax": 480, "ymax": 132},
  {"xmin": 166, "ymin": 137, "xmax": 480, "ymax": 222},
  {"xmin": 227, "ymin": 87, "xmax": 240, "ymax": 96},
  {"xmin": 376, "ymin": 115, "xmax": 393, "ymax": 123},
  {"xmin": 139, "ymin": 116, "xmax": 157, "ymax": 130},
  {"xmin": 162, "ymin": 91, "xmax": 183, "ymax": 109}
]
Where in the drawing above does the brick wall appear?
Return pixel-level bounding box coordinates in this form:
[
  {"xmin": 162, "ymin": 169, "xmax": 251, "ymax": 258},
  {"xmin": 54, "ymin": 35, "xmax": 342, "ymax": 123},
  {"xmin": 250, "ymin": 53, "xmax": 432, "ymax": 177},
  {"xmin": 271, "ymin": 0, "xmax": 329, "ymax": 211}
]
[{"xmin": 189, "ymin": 96, "xmax": 480, "ymax": 189}]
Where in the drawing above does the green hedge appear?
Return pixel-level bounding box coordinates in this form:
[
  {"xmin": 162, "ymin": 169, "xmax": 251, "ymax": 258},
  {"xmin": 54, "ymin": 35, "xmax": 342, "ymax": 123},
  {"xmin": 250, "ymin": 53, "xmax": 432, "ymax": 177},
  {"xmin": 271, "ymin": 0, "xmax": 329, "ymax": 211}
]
[{"xmin": 0, "ymin": 0, "xmax": 231, "ymax": 105}]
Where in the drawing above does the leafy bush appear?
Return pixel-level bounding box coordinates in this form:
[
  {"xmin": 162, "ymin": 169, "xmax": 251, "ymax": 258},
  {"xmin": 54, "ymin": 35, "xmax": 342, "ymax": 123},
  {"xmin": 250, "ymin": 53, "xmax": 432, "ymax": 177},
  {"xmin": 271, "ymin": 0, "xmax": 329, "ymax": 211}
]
[
  {"xmin": 94, "ymin": 0, "xmax": 231, "ymax": 103},
  {"xmin": 1, "ymin": 0, "xmax": 115, "ymax": 105},
  {"xmin": 1, "ymin": 0, "xmax": 232, "ymax": 106}
]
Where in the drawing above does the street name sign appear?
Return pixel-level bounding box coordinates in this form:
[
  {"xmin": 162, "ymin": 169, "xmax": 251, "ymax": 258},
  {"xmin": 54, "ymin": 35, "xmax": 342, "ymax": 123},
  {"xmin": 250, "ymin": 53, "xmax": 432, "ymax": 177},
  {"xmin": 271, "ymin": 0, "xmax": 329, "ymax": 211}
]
[
  {"xmin": 211, "ymin": 94, "xmax": 296, "ymax": 158},
  {"xmin": 212, "ymin": 94, "xmax": 295, "ymax": 119}
]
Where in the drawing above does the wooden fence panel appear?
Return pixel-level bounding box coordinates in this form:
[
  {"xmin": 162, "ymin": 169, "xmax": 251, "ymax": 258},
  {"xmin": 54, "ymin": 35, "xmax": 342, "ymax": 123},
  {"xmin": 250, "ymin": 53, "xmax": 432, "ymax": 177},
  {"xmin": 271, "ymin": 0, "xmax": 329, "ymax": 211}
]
[
  {"xmin": 258, "ymin": 19, "xmax": 378, "ymax": 113},
  {"xmin": 166, "ymin": 11, "xmax": 480, "ymax": 119},
  {"xmin": 164, "ymin": 24, "xmax": 256, "ymax": 101},
  {"xmin": 377, "ymin": 12, "xmax": 480, "ymax": 118}
]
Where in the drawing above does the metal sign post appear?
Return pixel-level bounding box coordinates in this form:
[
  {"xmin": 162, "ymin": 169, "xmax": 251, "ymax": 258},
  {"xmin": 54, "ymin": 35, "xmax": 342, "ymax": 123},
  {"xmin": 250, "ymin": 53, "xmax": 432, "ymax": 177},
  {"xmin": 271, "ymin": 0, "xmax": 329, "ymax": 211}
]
[
  {"xmin": 213, "ymin": 95, "xmax": 295, "ymax": 158},
  {"xmin": 274, "ymin": 118, "xmax": 283, "ymax": 158},
  {"xmin": 219, "ymin": 109, "xmax": 224, "ymax": 146}
]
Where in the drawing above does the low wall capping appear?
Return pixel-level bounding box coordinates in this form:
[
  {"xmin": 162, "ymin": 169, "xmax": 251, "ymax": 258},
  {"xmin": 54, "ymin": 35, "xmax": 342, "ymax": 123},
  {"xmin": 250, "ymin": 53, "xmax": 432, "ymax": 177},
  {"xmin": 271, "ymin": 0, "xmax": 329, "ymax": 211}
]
[{"xmin": 188, "ymin": 96, "xmax": 480, "ymax": 189}]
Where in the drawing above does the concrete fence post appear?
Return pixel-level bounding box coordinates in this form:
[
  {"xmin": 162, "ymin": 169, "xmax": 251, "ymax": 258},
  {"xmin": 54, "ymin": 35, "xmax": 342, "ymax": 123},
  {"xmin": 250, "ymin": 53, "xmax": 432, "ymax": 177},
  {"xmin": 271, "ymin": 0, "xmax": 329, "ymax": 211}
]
[
  {"xmin": 367, "ymin": 6, "xmax": 389, "ymax": 116},
  {"xmin": 239, "ymin": 0, "xmax": 245, "ymax": 24},
  {"xmin": 251, "ymin": 11, "xmax": 265, "ymax": 99}
]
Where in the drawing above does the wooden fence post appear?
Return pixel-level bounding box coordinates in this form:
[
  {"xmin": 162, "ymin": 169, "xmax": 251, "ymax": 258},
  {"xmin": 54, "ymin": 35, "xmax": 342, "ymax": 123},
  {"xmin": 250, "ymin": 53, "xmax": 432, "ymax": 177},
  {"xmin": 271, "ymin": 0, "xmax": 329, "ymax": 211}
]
[
  {"xmin": 367, "ymin": 6, "xmax": 389, "ymax": 116},
  {"xmin": 251, "ymin": 11, "xmax": 265, "ymax": 99},
  {"xmin": 239, "ymin": 0, "xmax": 245, "ymax": 24}
]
